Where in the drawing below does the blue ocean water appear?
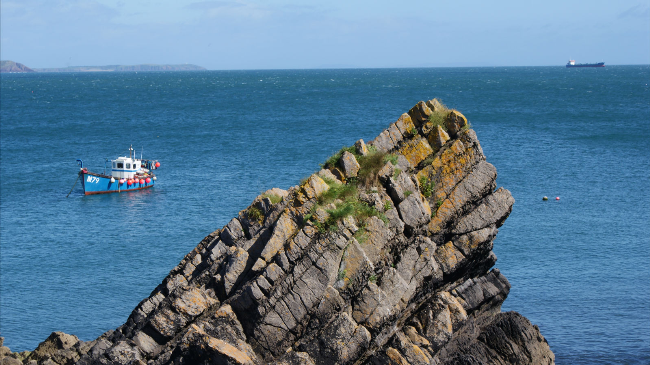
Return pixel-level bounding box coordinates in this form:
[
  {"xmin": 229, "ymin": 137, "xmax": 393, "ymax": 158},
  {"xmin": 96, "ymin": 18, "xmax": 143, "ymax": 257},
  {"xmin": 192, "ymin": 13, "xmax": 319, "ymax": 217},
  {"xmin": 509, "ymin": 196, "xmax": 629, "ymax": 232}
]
[{"xmin": 1, "ymin": 66, "xmax": 648, "ymax": 363}]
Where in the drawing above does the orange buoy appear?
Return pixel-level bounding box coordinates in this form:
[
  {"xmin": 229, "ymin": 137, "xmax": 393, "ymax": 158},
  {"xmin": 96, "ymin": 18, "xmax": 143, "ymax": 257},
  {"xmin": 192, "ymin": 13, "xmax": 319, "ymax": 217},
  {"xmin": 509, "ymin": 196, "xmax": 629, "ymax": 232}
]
[
  {"xmin": 556, "ymin": 197, "xmax": 560, "ymax": 200},
  {"xmin": 127, "ymin": 180, "xmax": 133, "ymax": 186},
  {"xmin": 155, "ymin": 162, "xmax": 160, "ymax": 168},
  {"xmin": 145, "ymin": 177, "xmax": 151, "ymax": 183},
  {"xmin": 139, "ymin": 179, "xmax": 145, "ymax": 184}
]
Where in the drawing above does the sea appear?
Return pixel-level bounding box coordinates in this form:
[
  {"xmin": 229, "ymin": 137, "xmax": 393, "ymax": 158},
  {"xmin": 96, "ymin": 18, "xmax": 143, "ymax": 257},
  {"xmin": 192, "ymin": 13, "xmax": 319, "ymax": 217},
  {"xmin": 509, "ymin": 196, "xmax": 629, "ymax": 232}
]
[{"xmin": 1, "ymin": 66, "xmax": 649, "ymax": 364}]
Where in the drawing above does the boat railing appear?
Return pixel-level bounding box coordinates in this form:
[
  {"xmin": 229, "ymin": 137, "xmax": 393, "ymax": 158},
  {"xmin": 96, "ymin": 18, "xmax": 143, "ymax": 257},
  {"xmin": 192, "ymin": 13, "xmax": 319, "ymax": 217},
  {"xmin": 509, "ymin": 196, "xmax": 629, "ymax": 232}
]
[{"xmin": 83, "ymin": 171, "xmax": 113, "ymax": 179}]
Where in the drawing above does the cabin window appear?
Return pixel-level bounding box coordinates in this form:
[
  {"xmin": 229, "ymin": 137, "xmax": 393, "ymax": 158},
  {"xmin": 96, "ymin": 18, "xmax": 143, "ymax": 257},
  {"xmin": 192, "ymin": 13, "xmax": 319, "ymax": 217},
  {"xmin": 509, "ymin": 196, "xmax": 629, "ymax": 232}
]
[
  {"xmin": 117, "ymin": 163, "xmax": 124, "ymax": 168},
  {"xmin": 126, "ymin": 163, "xmax": 131, "ymax": 169}
]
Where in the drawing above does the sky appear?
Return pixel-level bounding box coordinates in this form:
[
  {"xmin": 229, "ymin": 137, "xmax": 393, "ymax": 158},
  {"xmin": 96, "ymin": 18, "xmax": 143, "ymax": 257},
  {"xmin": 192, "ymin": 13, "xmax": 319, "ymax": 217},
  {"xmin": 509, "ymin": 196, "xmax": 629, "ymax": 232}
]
[{"xmin": 1, "ymin": 0, "xmax": 649, "ymax": 69}]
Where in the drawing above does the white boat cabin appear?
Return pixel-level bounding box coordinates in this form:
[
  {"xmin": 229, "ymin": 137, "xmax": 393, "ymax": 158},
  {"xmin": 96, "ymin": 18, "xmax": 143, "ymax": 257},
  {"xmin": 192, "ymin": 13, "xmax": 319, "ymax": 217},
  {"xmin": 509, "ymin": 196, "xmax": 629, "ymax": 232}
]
[{"xmin": 111, "ymin": 156, "xmax": 141, "ymax": 179}]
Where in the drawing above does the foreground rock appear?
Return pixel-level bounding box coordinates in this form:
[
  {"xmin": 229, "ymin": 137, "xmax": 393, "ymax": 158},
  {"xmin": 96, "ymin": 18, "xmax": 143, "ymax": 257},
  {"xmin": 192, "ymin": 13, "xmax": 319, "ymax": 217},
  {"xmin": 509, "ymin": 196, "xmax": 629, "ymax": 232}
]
[{"xmin": 16, "ymin": 99, "xmax": 554, "ymax": 364}]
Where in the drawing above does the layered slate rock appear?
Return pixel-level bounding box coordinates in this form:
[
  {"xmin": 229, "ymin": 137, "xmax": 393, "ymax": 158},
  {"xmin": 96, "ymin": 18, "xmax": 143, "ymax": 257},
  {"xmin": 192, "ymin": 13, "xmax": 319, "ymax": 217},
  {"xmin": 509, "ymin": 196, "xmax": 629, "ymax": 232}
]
[{"xmin": 20, "ymin": 99, "xmax": 554, "ymax": 365}]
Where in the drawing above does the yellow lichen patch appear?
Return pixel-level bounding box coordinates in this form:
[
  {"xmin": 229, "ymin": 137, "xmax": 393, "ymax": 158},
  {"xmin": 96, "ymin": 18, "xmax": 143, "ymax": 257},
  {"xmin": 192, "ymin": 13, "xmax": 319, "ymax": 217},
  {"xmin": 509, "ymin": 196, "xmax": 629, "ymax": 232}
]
[
  {"xmin": 428, "ymin": 198, "xmax": 454, "ymax": 233},
  {"xmin": 439, "ymin": 292, "xmax": 468, "ymax": 325},
  {"xmin": 338, "ymin": 240, "xmax": 371, "ymax": 291},
  {"xmin": 386, "ymin": 347, "xmax": 409, "ymax": 365},
  {"xmin": 172, "ymin": 288, "xmax": 216, "ymax": 318},
  {"xmin": 445, "ymin": 110, "xmax": 468, "ymax": 136},
  {"xmin": 416, "ymin": 167, "xmax": 433, "ymax": 186},
  {"xmin": 261, "ymin": 211, "xmax": 299, "ymax": 262},
  {"xmin": 434, "ymin": 242, "xmax": 465, "ymax": 274},
  {"xmin": 214, "ymin": 304, "xmax": 236, "ymax": 319},
  {"xmin": 449, "ymin": 139, "xmax": 465, "ymax": 155},
  {"xmin": 455, "ymin": 233, "xmax": 482, "ymax": 256},
  {"xmin": 409, "ymin": 344, "xmax": 431, "ymax": 364},
  {"xmin": 427, "ymin": 125, "xmax": 450, "ymax": 152},
  {"xmin": 206, "ymin": 337, "xmax": 254, "ymax": 365},
  {"xmin": 398, "ymin": 136, "xmax": 434, "ymax": 167},
  {"xmin": 285, "ymin": 238, "xmax": 301, "ymax": 258},
  {"xmin": 150, "ymin": 308, "xmax": 185, "ymax": 338},
  {"xmin": 421, "ymin": 196, "xmax": 432, "ymax": 217},
  {"xmin": 418, "ymin": 139, "xmax": 476, "ymax": 202},
  {"xmin": 302, "ymin": 174, "xmax": 329, "ymax": 200},
  {"xmin": 408, "ymin": 101, "xmax": 433, "ymax": 127},
  {"xmin": 394, "ymin": 113, "xmax": 416, "ymax": 138}
]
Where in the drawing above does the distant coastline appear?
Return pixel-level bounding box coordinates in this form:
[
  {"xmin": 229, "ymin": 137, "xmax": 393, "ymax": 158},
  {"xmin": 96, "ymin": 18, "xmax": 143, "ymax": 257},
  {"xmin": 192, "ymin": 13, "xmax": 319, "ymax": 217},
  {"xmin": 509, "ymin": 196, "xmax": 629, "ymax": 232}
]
[
  {"xmin": 0, "ymin": 61, "xmax": 35, "ymax": 73},
  {"xmin": 0, "ymin": 60, "xmax": 206, "ymax": 73}
]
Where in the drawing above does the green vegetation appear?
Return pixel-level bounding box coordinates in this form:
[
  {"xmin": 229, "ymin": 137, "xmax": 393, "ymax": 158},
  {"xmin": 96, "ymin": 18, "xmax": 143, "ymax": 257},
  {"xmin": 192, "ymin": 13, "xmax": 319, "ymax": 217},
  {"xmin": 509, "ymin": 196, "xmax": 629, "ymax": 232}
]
[
  {"xmin": 354, "ymin": 226, "xmax": 369, "ymax": 244},
  {"xmin": 409, "ymin": 127, "xmax": 418, "ymax": 135},
  {"xmin": 421, "ymin": 155, "xmax": 436, "ymax": 167},
  {"xmin": 432, "ymin": 199, "xmax": 444, "ymax": 217},
  {"xmin": 369, "ymin": 274, "xmax": 377, "ymax": 283},
  {"xmin": 428, "ymin": 99, "xmax": 451, "ymax": 132},
  {"xmin": 308, "ymin": 148, "xmax": 392, "ymax": 233},
  {"xmin": 247, "ymin": 206, "xmax": 264, "ymax": 223},
  {"xmin": 404, "ymin": 190, "xmax": 413, "ymax": 197},
  {"xmin": 392, "ymin": 168, "xmax": 402, "ymax": 180},
  {"xmin": 383, "ymin": 200, "xmax": 393, "ymax": 211},
  {"xmin": 338, "ymin": 269, "xmax": 347, "ymax": 281},
  {"xmin": 384, "ymin": 154, "xmax": 398, "ymax": 166},
  {"xmin": 356, "ymin": 152, "xmax": 394, "ymax": 187},
  {"xmin": 323, "ymin": 146, "xmax": 357, "ymax": 169},
  {"xmin": 261, "ymin": 192, "xmax": 283, "ymax": 204},
  {"xmin": 419, "ymin": 175, "xmax": 435, "ymax": 198}
]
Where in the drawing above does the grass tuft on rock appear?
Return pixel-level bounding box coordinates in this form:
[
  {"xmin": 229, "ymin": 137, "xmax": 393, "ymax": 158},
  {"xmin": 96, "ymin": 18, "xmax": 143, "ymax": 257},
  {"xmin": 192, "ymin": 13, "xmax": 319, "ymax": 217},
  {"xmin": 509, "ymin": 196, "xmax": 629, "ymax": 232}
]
[
  {"xmin": 309, "ymin": 148, "xmax": 392, "ymax": 232},
  {"xmin": 428, "ymin": 100, "xmax": 451, "ymax": 132},
  {"xmin": 261, "ymin": 193, "xmax": 283, "ymax": 204},
  {"xmin": 419, "ymin": 175, "xmax": 435, "ymax": 198},
  {"xmin": 355, "ymin": 152, "xmax": 390, "ymax": 188},
  {"xmin": 247, "ymin": 206, "xmax": 264, "ymax": 223},
  {"xmin": 322, "ymin": 146, "xmax": 358, "ymax": 169}
]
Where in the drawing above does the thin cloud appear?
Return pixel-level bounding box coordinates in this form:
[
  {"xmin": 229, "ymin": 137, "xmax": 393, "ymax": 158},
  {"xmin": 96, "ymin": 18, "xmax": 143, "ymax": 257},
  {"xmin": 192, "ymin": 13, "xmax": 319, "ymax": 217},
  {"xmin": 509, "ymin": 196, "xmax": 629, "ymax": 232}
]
[
  {"xmin": 185, "ymin": 1, "xmax": 270, "ymax": 20},
  {"xmin": 185, "ymin": 1, "xmax": 243, "ymax": 11},
  {"xmin": 618, "ymin": 4, "xmax": 650, "ymax": 19}
]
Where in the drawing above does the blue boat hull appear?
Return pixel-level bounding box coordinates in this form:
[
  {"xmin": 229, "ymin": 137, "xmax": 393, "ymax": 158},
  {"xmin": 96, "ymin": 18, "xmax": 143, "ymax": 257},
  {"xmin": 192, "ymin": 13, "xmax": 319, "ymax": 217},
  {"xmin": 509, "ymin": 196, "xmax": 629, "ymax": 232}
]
[{"xmin": 81, "ymin": 172, "xmax": 154, "ymax": 195}]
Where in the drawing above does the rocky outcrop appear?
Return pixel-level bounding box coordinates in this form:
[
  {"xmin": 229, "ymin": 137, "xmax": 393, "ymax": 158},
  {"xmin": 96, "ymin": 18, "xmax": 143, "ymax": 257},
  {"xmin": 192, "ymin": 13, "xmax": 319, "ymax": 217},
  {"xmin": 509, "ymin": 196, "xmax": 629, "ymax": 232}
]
[
  {"xmin": 0, "ymin": 61, "xmax": 35, "ymax": 73},
  {"xmin": 15, "ymin": 99, "xmax": 554, "ymax": 364}
]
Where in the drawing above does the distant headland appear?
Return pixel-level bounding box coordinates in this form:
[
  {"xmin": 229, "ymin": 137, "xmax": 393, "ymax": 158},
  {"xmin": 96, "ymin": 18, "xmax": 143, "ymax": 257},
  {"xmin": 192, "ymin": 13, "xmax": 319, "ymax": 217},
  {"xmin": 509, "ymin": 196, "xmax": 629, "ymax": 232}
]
[
  {"xmin": 0, "ymin": 61, "xmax": 35, "ymax": 73},
  {"xmin": 0, "ymin": 60, "xmax": 206, "ymax": 73}
]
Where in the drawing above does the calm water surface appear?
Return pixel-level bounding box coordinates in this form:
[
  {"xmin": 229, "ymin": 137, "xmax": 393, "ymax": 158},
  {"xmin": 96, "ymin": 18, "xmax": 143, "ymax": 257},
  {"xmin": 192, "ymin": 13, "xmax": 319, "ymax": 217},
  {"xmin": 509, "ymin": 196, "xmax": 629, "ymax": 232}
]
[{"xmin": 1, "ymin": 66, "xmax": 649, "ymax": 363}]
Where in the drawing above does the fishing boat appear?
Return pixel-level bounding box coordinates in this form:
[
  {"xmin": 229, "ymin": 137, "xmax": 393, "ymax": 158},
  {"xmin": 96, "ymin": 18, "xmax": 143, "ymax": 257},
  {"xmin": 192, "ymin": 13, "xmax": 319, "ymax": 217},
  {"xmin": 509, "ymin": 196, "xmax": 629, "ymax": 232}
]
[{"xmin": 75, "ymin": 146, "xmax": 160, "ymax": 195}]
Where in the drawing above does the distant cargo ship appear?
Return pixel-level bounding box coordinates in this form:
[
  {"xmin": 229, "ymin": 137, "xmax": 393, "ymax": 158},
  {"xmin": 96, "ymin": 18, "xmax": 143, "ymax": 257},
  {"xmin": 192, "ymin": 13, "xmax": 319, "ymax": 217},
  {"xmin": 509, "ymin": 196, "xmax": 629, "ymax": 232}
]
[{"xmin": 566, "ymin": 60, "xmax": 605, "ymax": 68}]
